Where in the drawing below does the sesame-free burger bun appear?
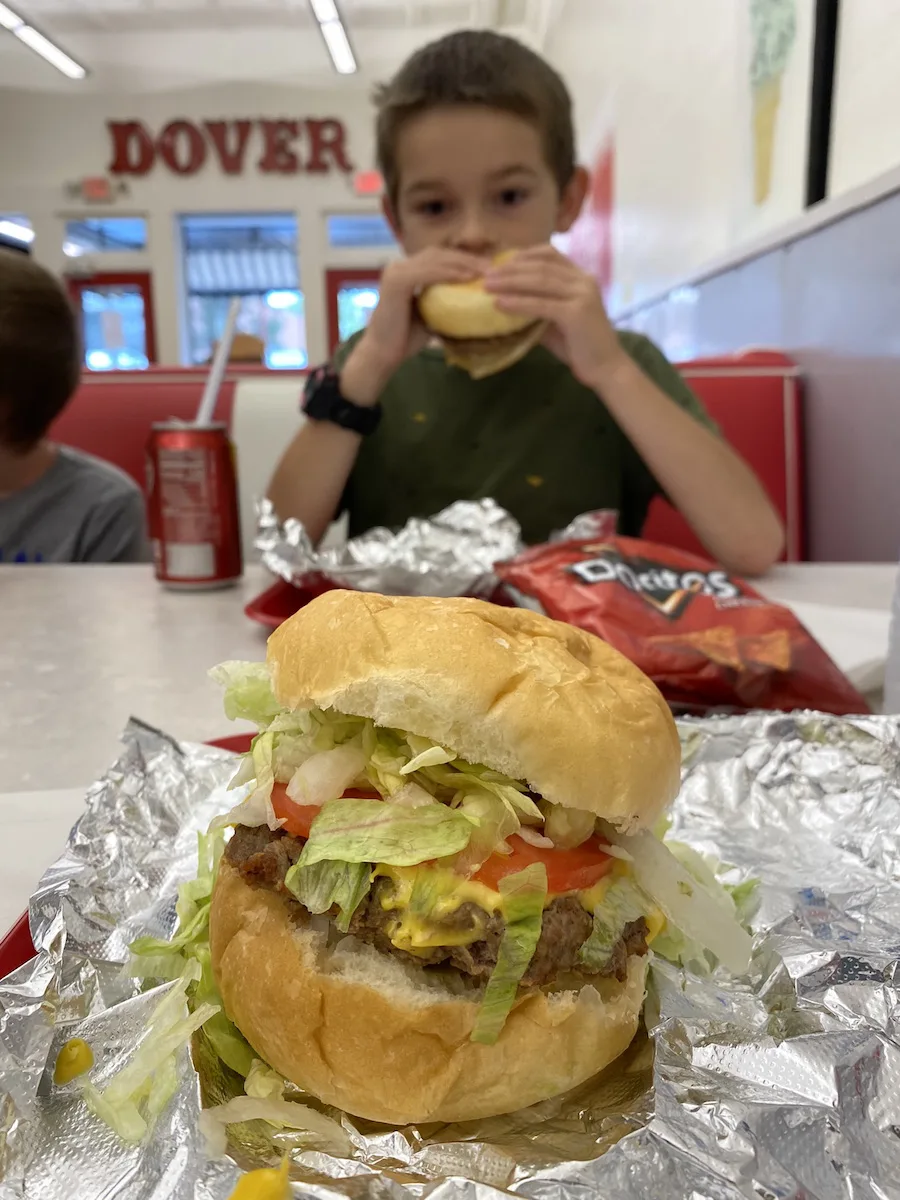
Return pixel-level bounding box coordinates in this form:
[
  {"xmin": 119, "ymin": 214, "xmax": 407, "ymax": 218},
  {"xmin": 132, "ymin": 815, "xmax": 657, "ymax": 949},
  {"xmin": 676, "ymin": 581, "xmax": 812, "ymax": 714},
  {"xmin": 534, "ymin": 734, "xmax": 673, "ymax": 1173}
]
[
  {"xmin": 418, "ymin": 251, "xmax": 546, "ymax": 379},
  {"xmin": 209, "ymin": 860, "xmax": 649, "ymax": 1124},
  {"xmin": 266, "ymin": 590, "xmax": 681, "ymax": 833}
]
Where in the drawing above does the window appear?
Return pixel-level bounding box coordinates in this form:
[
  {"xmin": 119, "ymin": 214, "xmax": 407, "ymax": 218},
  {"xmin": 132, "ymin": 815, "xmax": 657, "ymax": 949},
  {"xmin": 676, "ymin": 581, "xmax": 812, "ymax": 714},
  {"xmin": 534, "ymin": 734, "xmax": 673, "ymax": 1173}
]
[
  {"xmin": 326, "ymin": 213, "xmax": 396, "ymax": 248},
  {"xmin": 179, "ymin": 213, "xmax": 306, "ymax": 369},
  {"xmin": 63, "ymin": 217, "xmax": 148, "ymax": 257},
  {"xmin": 0, "ymin": 214, "xmax": 34, "ymax": 254}
]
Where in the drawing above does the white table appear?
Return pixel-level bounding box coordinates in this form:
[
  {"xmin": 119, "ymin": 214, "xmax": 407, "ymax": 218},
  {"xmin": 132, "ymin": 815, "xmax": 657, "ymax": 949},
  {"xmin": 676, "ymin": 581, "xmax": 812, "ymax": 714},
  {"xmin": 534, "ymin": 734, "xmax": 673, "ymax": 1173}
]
[{"xmin": 0, "ymin": 561, "xmax": 895, "ymax": 940}]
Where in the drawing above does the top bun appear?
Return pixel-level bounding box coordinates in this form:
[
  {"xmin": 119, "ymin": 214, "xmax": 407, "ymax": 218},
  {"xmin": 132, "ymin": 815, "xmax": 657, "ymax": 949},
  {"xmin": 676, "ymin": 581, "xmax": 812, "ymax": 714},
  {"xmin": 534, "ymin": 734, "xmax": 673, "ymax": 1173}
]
[
  {"xmin": 418, "ymin": 250, "xmax": 534, "ymax": 340},
  {"xmin": 266, "ymin": 591, "xmax": 680, "ymax": 832},
  {"xmin": 418, "ymin": 282, "xmax": 533, "ymax": 340}
]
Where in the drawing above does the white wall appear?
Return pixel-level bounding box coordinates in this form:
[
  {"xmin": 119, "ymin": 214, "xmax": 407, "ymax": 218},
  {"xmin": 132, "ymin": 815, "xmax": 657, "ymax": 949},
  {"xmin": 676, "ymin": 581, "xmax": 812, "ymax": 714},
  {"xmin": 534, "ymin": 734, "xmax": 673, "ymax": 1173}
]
[
  {"xmin": 548, "ymin": 0, "xmax": 815, "ymax": 313},
  {"xmin": 0, "ymin": 82, "xmax": 398, "ymax": 365},
  {"xmin": 829, "ymin": 1, "xmax": 900, "ymax": 198}
]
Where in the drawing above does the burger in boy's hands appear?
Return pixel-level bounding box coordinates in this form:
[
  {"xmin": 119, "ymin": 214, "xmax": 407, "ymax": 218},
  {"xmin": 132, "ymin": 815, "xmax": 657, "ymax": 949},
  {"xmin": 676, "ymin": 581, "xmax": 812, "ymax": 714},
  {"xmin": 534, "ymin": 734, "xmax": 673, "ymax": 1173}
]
[
  {"xmin": 418, "ymin": 250, "xmax": 547, "ymax": 378},
  {"xmin": 199, "ymin": 591, "xmax": 751, "ymax": 1126}
]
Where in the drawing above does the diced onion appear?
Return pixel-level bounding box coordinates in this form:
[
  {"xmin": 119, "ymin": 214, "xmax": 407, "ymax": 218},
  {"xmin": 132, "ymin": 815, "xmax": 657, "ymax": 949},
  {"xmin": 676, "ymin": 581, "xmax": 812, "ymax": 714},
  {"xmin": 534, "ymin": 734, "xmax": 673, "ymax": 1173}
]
[
  {"xmin": 543, "ymin": 806, "xmax": 595, "ymax": 849},
  {"xmin": 286, "ymin": 744, "xmax": 366, "ymax": 807}
]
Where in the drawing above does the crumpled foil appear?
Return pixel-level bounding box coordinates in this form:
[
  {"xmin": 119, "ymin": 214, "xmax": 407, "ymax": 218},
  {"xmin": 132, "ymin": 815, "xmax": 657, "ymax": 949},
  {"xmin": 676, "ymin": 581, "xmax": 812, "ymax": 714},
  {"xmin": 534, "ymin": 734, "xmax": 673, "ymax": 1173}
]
[
  {"xmin": 3, "ymin": 711, "xmax": 900, "ymax": 1198},
  {"xmin": 255, "ymin": 498, "xmax": 522, "ymax": 597}
]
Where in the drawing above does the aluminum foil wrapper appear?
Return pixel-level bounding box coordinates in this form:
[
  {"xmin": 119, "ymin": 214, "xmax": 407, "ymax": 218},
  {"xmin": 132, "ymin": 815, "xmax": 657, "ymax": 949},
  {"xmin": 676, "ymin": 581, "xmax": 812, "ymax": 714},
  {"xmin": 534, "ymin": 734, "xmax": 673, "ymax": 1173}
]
[
  {"xmin": 3, "ymin": 711, "xmax": 900, "ymax": 1198},
  {"xmin": 255, "ymin": 498, "xmax": 522, "ymax": 597}
]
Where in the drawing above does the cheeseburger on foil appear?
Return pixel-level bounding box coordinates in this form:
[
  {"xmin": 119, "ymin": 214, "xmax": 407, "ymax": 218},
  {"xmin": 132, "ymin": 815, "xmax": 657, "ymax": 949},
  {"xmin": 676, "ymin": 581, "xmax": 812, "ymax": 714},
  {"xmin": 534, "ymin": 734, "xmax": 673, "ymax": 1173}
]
[{"xmin": 201, "ymin": 591, "xmax": 751, "ymax": 1126}]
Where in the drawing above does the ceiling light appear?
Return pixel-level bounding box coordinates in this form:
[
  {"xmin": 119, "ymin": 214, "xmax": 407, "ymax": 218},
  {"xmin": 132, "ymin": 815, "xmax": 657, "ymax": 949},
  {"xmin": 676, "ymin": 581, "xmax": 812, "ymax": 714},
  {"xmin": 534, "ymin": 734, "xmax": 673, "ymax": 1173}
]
[
  {"xmin": 308, "ymin": 0, "xmax": 339, "ymax": 21},
  {"xmin": 319, "ymin": 17, "xmax": 356, "ymax": 74},
  {"xmin": 0, "ymin": 2, "xmax": 24, "ymax": 30},
  {"xmin": 13, "ymin": 23, "xmax": 86, "ymax": 78},
  {"xmin": 0, "ymin": 219, "xmax": 35, "ymax": 244},
  {"xmin": 307, "ymin": 0, "xmax": 356, "ymax": 75}
]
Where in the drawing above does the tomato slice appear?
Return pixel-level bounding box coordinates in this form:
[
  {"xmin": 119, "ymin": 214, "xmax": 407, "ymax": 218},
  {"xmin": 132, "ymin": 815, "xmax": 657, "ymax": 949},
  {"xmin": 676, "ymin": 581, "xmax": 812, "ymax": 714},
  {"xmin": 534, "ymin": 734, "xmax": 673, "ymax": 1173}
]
[
  {"xmin": 474, "ymin": 834, "xmax": 614, "ymax": 894},
  {"xmin": 269, "ymin": 783, "xmax": 380, "ymax": 839}
]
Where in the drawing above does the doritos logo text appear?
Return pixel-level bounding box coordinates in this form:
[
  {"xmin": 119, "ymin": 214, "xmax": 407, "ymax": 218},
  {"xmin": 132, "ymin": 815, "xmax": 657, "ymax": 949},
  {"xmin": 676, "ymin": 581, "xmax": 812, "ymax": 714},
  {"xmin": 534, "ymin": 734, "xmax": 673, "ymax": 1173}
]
[
  {"xmin": 569, "ymin": 547, "xmax": 741, "ymax": 619},
  {"xmin": 496, "ymin": 529, "xmax": 869, "ymax": 716}
]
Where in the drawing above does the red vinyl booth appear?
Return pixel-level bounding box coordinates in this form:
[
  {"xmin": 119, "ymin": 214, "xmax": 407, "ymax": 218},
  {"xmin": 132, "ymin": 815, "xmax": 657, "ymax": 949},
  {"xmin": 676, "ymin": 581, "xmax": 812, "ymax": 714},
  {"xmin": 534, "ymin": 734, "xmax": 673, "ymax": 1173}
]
[{"xmin": 51, "ymin": 351, "xmax": 805, "ymax": 562}]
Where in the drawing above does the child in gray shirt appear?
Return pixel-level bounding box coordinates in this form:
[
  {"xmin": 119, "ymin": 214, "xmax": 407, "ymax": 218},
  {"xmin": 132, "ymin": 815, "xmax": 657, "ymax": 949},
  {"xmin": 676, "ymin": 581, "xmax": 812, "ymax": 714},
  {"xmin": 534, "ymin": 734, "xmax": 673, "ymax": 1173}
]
[{"xmin": 0, "ymin": 250, "xmax": 147, "ymax": 564}]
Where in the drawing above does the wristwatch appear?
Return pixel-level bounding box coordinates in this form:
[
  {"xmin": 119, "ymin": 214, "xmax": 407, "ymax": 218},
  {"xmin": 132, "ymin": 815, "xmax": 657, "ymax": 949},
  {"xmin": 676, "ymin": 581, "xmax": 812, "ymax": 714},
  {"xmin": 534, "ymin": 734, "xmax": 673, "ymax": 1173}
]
[{"xmin": 301, "ymin": 364, "xmax": 382, "ymax": 436}]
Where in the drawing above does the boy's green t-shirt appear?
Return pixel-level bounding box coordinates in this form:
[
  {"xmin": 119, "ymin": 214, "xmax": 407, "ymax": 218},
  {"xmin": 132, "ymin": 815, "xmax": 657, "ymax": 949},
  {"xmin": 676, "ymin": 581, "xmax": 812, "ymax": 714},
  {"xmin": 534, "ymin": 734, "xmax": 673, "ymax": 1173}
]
[{"xmin": 336, "ymin": 332, "xmax": 714, "ymax": 545}]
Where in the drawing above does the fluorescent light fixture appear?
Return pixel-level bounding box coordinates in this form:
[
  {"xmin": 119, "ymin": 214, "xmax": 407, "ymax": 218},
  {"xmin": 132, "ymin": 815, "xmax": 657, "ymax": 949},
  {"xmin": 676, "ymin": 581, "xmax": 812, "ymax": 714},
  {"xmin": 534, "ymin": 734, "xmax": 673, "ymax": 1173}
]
[
  {"xmin": 307, "ymin": 0, "xmax": 356, "ymax": 75},
  {"xmin": 319, "ymin": 17, "xmax": 356, "ymax": 74},
  {"xmin": 0, "ymin": 218, "xmax": 35, "ymax": 244},
  {"xmin": 309, "ymin": 0, "xmax": 339, "ymax": 21},
  {"xmin": 13, "ymin": 23, "xmax": 86, "ymax": 78},
  {"xmin": 0, "ymin": 2, "xmax": 24, "ymax": 30}
]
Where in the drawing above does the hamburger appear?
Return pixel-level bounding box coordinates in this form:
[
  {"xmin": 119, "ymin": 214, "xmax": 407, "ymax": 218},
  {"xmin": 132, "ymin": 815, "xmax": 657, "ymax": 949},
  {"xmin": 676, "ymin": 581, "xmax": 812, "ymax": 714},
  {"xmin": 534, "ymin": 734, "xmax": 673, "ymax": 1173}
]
[
  {"xmin": 418, "ymin": 251, "xmax": 546, "ymax": 379},
  {"xmin": 204, "ymin": 591, "xmax": 752, "ymax": 1127}
]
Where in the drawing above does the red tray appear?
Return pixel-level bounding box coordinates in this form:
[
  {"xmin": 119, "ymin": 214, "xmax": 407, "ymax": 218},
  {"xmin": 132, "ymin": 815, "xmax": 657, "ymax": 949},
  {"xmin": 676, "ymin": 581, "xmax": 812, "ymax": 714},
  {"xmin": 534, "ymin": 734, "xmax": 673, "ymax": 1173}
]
[
  {"xmin": 244, "ymin": 577, "xmax": 336, "ymax": 629},
  {"xmin": 0, "ymin": 734, "xmax": 255, "ymax": 980},
  {"xmin": 245, "ymin": 577, "xmax": 516, "ymax": 630}
]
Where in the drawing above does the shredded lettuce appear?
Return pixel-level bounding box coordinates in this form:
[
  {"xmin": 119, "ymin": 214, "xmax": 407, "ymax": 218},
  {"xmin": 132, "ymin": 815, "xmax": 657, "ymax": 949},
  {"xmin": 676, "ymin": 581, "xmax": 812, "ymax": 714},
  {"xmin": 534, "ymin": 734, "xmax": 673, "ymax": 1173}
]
[
  {"xmin": 208, "ymin": 667, "xmax": 545, "ymax": 865},
  {"xmin": 578, "ymin": 877, "xmax": 649, "ymax": 972},
  {"xmin": 401, "ymin": 735, "xmax": 455, "ymax": 774},
  {"xmin": 82, "ymin": 961, "xmax": 219, "ymax": 1144},
  {"xmin": 285, "ymin": 742, "xmax": 366, "ymax": 806},
  {"xmin": 209, "ymin": 661, "xmax": 281, "ymax": 727},
  {"xmin": 284, "ymin": 858, "xmax": 371, "ymax": 932},
  {"xmin": 82, "ymin": 1080, "xmax": 148, "ymax": 1144},
  {"xmin": 299, "ymin": 796, "xmax": 476, "ymax": 868},
  {"xmin": 199, "ymin": 1095, "xmax": 351, "ymax": 1160},
  {"xmin": 611, "ymin": 830, "xmax": 753, "ymax": 976},
  {"xmin": 470, "ymin": 863, "xmax": 547, "ymax": 1045},
  {"xmin": 209, "ymin": 732, "xmax": 282, "ymax": 832},
  {"xmin": 452, "ymin": 789, "xmax": 519, "ymax": 874},
  {"xmin": 648, "ymin": 841, "xmax": 760, "ymax": 974},
  {"xmin": 128, "ymin": 830, "xmax": 257, "ymax": 1080},
  {"xmin": 362, "ymin": 724, "xmax": 409, "ymax": 796}
]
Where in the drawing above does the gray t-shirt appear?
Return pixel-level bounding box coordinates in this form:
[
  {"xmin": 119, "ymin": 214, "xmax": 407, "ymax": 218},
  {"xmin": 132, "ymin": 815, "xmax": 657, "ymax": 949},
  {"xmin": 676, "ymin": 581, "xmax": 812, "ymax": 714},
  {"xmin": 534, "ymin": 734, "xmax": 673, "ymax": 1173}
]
[{"xmin": 0, "ymin": 445, "xmax": 148, "ymax": 564}]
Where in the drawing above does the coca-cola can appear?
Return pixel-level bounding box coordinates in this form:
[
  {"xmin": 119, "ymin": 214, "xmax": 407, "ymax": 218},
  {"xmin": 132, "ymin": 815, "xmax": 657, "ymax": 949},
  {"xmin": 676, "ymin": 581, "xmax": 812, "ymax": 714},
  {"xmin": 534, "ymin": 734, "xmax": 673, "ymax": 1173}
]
[{"xmin": 146, "ymin": 421, "xmax": 242, "ymax": 590}]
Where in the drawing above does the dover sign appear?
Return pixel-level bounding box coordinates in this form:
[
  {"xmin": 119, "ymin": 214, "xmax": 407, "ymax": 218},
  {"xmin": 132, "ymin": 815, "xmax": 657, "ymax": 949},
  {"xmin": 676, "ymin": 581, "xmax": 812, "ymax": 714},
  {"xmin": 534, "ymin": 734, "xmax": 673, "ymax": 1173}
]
[{"xmin": 107, "ymin": 118, "xmax": 353, "ymax": 177}]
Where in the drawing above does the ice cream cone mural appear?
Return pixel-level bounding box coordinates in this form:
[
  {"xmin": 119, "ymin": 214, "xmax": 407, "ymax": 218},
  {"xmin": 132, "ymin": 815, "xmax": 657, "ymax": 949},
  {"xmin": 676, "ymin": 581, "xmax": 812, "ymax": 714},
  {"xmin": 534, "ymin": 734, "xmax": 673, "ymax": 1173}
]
[{"xmin": 750, "ymin": 0, "xmax": 797, "ymax": 205}]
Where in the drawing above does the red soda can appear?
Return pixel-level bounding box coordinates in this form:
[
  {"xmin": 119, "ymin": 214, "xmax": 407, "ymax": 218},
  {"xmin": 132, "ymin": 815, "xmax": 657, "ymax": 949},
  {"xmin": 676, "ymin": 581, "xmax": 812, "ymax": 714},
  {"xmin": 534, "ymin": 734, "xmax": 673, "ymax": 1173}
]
[{"xmin": 146, "ymin": 421, "xmax": 242, "ymax": 590}]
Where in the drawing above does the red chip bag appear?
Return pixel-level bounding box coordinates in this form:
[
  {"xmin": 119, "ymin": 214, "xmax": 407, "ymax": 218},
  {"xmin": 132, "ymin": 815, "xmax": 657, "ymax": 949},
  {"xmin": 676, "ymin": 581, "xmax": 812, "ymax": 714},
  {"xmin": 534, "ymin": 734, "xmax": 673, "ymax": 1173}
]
[{"xmin": 496, "ymin": 532, "xmax": 869, "ymax": 715}]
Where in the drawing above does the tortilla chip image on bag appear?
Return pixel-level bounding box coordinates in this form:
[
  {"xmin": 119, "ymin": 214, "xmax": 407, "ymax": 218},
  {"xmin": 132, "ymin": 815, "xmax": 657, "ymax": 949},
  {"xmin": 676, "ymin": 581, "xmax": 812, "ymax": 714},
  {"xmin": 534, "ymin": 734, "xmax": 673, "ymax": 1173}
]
[{"xmin": 496, "ymin": 533, "xmax": 869, "ymax": 715}]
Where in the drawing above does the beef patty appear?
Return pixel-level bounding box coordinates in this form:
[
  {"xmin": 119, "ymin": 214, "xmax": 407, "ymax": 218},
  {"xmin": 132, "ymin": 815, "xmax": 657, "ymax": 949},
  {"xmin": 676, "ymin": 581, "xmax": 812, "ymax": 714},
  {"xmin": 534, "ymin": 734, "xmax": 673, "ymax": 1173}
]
[{"xmin": 224, "ymin": 825, "xmax": 648, "ymax": 986}]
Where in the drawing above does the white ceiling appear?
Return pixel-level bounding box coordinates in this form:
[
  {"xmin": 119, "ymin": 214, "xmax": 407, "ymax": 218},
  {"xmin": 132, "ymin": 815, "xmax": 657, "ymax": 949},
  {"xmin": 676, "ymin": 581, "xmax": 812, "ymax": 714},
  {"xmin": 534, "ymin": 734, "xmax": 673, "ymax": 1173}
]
[{"xmin": 0, "ymin": 0, "xmax": 569, "ymax": 92}]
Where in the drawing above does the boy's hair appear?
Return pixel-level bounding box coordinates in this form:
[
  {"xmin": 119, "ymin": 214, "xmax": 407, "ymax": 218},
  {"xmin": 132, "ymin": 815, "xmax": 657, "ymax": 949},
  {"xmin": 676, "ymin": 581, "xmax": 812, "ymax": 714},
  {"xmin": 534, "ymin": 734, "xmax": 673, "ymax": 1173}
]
[
  {"xmin": 0, "ymin": 250, "xmax": 81, "ymax": 450},
  {"xmin": 375, "ymin": 30, "xmax": 576, "ymax": 205}
]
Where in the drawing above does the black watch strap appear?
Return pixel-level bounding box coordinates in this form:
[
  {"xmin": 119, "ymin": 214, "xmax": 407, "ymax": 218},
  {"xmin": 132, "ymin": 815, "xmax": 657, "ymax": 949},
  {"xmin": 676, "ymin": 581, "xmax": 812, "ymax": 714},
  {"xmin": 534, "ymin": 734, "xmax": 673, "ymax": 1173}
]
[{"xmin": 301, "ymin": 364, "xmax": 382, "ymax": 436}]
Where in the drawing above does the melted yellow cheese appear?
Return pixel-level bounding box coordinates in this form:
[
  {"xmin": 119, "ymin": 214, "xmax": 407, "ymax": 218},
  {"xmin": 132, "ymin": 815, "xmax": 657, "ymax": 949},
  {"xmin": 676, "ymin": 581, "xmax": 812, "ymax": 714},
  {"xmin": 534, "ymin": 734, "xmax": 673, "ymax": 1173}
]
[{"xmin": 374, "ymin": 863, "xmax": 665, "ymax": 956}]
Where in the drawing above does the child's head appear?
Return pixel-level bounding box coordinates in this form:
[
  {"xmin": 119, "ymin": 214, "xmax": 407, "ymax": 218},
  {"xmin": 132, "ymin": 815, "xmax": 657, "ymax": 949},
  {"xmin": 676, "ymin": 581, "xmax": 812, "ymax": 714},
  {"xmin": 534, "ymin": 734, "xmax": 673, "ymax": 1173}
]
[
  {"xmin": 0, "ymin": 250, "xmax": 81, "ymax": 454},
  {"xmin": 376, "ymin": 30, "xmax": 587, "ymax": 258}
]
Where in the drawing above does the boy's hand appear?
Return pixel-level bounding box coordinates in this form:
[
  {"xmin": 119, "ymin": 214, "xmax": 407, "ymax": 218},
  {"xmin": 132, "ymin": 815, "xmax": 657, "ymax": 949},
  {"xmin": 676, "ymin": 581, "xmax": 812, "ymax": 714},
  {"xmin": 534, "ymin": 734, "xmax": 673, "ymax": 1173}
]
[
  {"xmin": 484, "ymin": 246, "xmax": 626, "ymax": 388},
  {"xmin": 340, "ymin": 248, "xmax": 489, "ymax": 406}
]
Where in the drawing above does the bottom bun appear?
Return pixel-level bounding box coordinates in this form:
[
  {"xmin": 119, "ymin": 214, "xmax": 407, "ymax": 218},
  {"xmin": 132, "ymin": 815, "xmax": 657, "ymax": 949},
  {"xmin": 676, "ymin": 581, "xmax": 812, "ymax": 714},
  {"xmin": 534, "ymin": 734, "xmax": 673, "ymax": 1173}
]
[
  {"xmin": 440, "ymin": 320, "xmax": 546, "ymax": 380},
  {"xmin": 209, "ymin": 861, "xmax": 647, "ymax": 1125}
]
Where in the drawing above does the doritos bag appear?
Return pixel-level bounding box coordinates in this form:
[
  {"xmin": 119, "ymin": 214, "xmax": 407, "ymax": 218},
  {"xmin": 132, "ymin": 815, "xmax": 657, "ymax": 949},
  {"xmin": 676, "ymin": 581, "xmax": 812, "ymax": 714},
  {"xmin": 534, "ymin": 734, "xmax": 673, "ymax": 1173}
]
[{"xmin": 496, "ymin": 526, "xmax": 869, "ymax": 715}]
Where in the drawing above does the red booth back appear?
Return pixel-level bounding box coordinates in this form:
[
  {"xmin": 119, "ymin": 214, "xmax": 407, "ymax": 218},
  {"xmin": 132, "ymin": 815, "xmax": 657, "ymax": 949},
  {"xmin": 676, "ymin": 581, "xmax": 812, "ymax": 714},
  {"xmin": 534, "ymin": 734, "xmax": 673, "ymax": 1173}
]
[{"xmin": 52, "ymin": 353, "xmax": 805, "ymax": 562}]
